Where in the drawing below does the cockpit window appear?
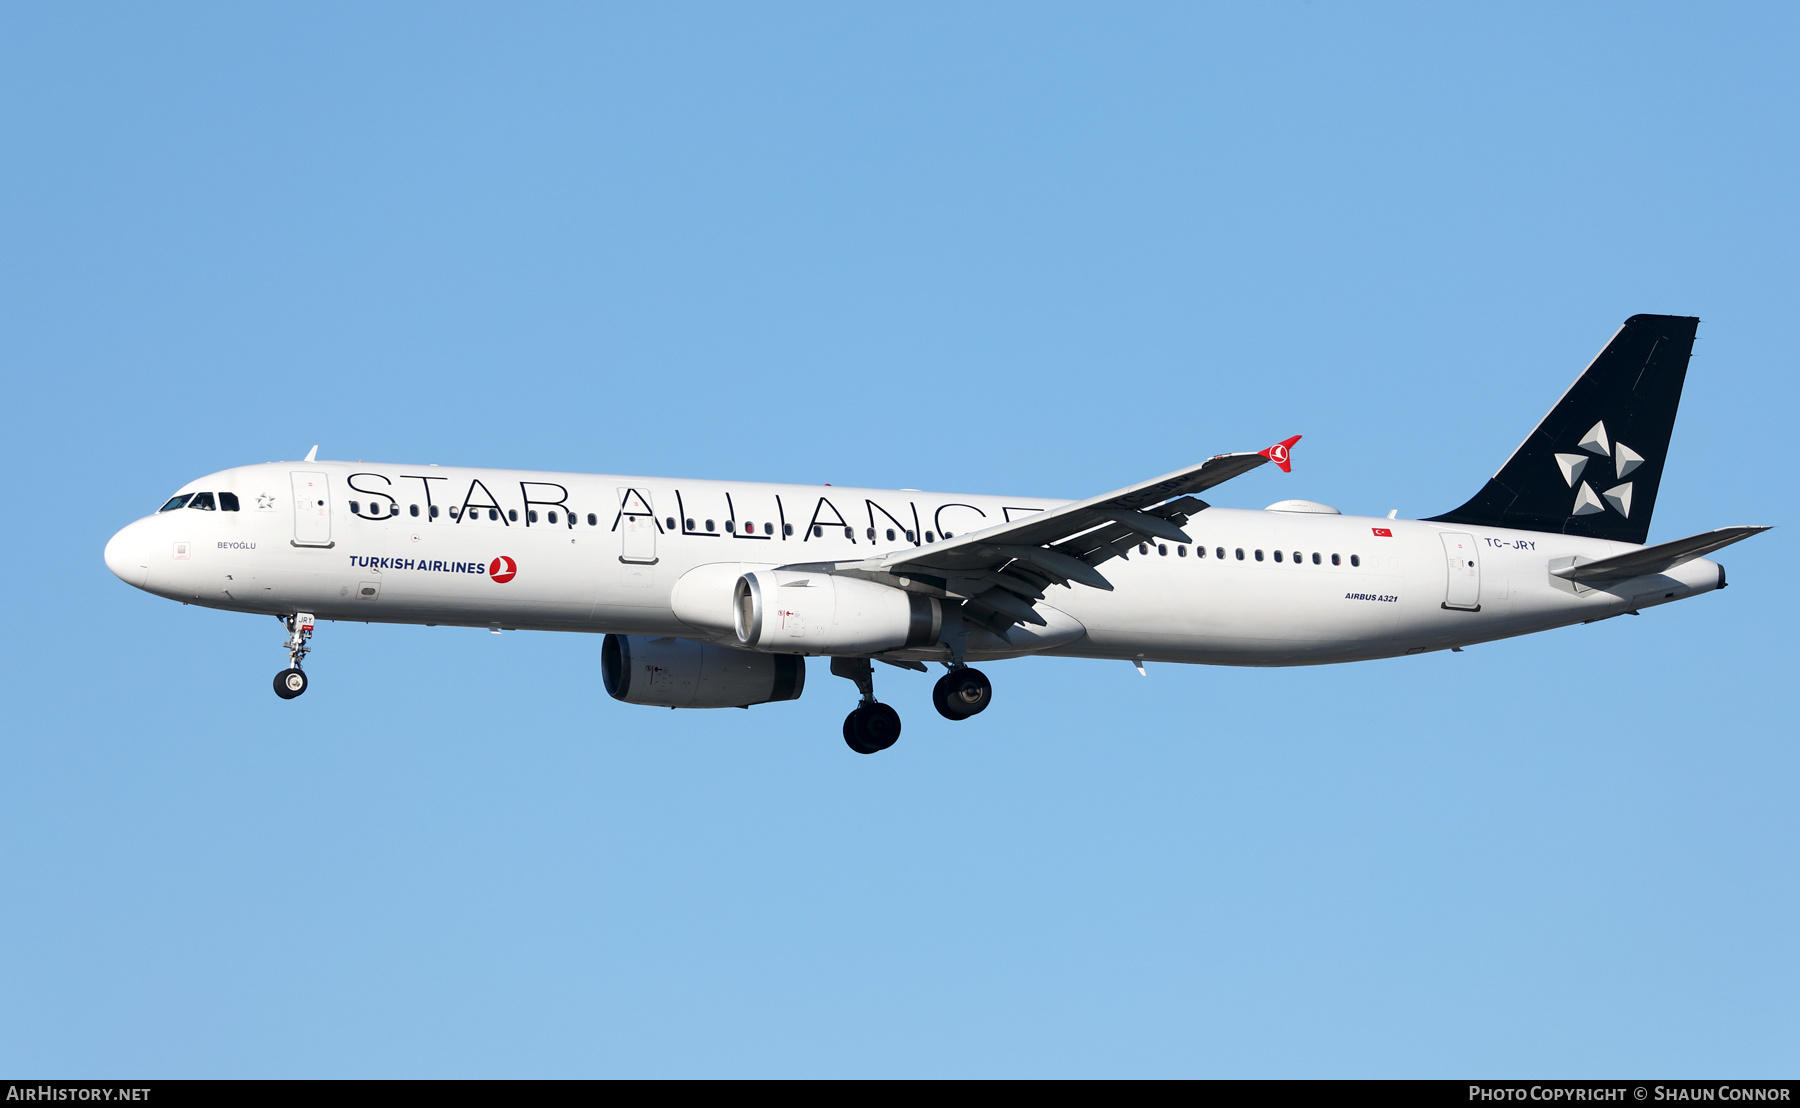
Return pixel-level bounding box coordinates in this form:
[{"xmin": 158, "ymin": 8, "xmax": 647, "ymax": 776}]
[
  {"xmin": 188, "ymin": 492, "xmax": 217, "ymax": 511},
  {"xmin": 219, "ymin": 492, "xmax": 240, "ymax": 512},
  {"xmin": 159, "ymin": 494, "xmax": 192, "ymax": 512}
]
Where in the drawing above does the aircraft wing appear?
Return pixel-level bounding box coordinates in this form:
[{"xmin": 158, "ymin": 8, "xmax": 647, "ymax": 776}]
[
  {"xmin": 786, "ymin": 436, "xmax": 1300, "ymax": 636},
  {"xmin": 1550, "ymin": 525, "xmax": 1770, "ymax": 583}
]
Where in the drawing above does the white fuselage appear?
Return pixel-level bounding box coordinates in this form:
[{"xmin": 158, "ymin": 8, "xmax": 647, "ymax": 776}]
[{"xmin": 103, "ymin": 461, "xmax": 1725, "ymax": 667}]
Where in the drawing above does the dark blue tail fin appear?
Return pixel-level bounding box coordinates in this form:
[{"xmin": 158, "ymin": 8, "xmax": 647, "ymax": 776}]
[{"xmin": 1426, "ymin": 314, "xmax": 1698, "ymax": 545}]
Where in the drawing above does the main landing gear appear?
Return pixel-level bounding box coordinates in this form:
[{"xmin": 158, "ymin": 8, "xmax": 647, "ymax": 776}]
[
  {"xmin": 932, "ymin": 666, "xmax": 992, "ymax": 721},
  {"xmin": 832, "ymin": 657, "xmax": 901, "ymax": 755},
  {"xmin": 273, "ymin": 613, "xmax": 314, "ymax": 700},
  {"xmin": 831, "ymin": 658, "xmax": 995, "ymax": 754}
]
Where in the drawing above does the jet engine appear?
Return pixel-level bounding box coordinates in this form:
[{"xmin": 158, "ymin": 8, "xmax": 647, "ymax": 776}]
[
  {"xmin": 601, "ymin": 634, "xmax": 805, "ymax": 709},
  {"xmin": 733, "ymin": 570, "xmax": 942, "ymax": 654}
]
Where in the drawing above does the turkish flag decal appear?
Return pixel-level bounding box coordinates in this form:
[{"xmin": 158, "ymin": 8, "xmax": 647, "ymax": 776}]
[{"xmin": 1371, "ymin": 527, "xmax": 1393, "ymax": 538}]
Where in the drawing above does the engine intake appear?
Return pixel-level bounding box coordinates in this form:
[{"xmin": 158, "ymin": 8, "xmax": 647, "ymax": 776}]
[
  {"xmin": 601, "ymin": 634, "xmax": 805, "ymax": 709},
  {"xmin": 734, "ymin": 571, "xmax": 941, "ymax": 654}
]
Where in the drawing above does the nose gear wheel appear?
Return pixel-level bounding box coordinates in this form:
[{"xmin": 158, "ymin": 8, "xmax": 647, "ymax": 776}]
[
  {"xmin": 274, "ymin": 668, "xmax": 308, "ymax": 699},
  {"xmin": 273, "ymin": 613, "xmax": 314, "ymax": 699}
]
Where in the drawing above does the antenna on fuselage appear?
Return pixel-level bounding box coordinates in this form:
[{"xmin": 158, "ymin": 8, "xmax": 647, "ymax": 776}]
[{"xmin": 304, "ymin": 445, "xmax": 318, "ymax": 462}]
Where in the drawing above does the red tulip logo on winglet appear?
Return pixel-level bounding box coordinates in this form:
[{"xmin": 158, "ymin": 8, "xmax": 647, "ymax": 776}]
[
  {"xmin": 1259, "ymin": 435, "xmax": 1302, "ymax": 473},
  {"xmin": 489, "ymin": 556, "xmax": 517, "ymax": 583}
]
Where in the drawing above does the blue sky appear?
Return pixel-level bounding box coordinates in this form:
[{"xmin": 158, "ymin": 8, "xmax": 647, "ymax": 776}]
[{"xmin": 1, "ymin": 2, "xmax": 1794, "ymax": 1077}]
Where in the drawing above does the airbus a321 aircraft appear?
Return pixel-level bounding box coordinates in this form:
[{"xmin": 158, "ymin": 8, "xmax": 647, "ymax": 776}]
[{"xmin": 105, "ymin": 314, "xmax": 1765, "ymax": 753}]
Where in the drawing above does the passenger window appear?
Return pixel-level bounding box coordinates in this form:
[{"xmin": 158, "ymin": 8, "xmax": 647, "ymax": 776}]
[
  {"xmin": 159, "ymin": 494, "xmax": 191, "ymax": 512},
  {"xmin": 485, "ymin": 509, "xmax": 496, "ymax": 521},
  {"xmin": 547, "ymin": 511, "xmax": 557, "ymax": 524},
  {"xmin": 906, "ymin": 530, "xmax": 915, "ymax": 542},
  {"xmin": 813, "ymin": 525, "xmax": 822, "ymax": 538},
  {"xmin": 430, "ymin": 505, "xmax": 440, "ymax": 519},
  {"xmin": 219, "ymin": 492, "xmax": 240, "ymax": 512},
  {"xmin": 409, "ymin": 504, "xmax": 419, "ymax": 518},
  {"xmin": 589, "ymin": 513, "xmax": 599, "ymax": 527},
  {"xmin": 1139, "ymin": 543, "xmax": 1149, "ymax": 555},
  {"xmin": 925, "ymin": 532, "xmax": 935, "ymax": 543},
  {"xmin": 189, "ymin": 492, "xmax": 216, "ymax": 511},
  {"xmin": 685, "ymin": 518, "xmax": 695, "ymax": 530},
  {"xmin": 1158, "ymin": 544, "xmax": 1167, "ymax": 556},
  {"xmin": 1331, "ymin": 553, "xmax": 1340, "ymax": 565},
  {"xmin": 1178, "ymin": 545, "xmax": 1187, "ymax": 557},
  {"xmin": 1255, "ymin": 549, "xmax": 1264, "ymax": 561},
  {"xmin": 783, "ymin": 523, "xmax": 793, "ymax": 536},
  {"xmin": 1350, "ymin": 555, "xmax": 1361, "ymax": 567},
  {"xmin": 1273, "ymin": 550, "xmax": 1283, "ymax": 562},
  {"xmin": 528, "ymin": 510, "xmax": 538, "ymax": 523},
  {"xmin": 941, "ymin": 531, "xmax": 953, "ymax": 539},
  {"xmin": 1311, "ymin": 552, "xmax": 1320, "ymax": 564},
  {"xmin": 508, "ymin": 509, "xmax": 518, "ymax": 522},
  {"xmin": 1215, "ymin": 547, "xmax": 1224, "ymax": 559},
  {"xmin": 843, "ymin": 527, "xmax": 854, "ymax": 539},
  {"xmin": 726, "ymin": 521, "xmax": 735, "ymax": 533},
  {"xmin": 706, "ymin": 519, "xmax": 715, "ymax": 532},
  {"xmin": 865, "ymin": 527, "xmax": 875, "ymax": 539},
  {"xmin": 665, "ymin": 517, "xmax": 676, "ymax": 530},
  {"xmin": 347, "ymin": 500, "xmax": 360, "ymax": 514},
  {"xmin": 886, "ymin": 528, "xmax": 896, "ymax": 541},
  {"xmin": 1235, "ymin": 548, "xmax": 1244, "ymax": 560}
]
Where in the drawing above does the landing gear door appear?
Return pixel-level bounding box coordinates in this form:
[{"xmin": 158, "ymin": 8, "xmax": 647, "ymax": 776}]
[
  {"xmin": 291, "ymin": 471, "xmax": 332, "ymax": 547},
  {"xmin": 617, "ymin": 488, "xmax": 658, "ymax": 565},
  {"xmin": 1440, "ymin": 531, "xmax": 1480, "ymax": 611}
]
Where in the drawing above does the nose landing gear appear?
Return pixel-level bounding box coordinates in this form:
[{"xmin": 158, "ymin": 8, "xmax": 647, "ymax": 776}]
[
  {"xmin": 273, "ymin": 613, "xmax": 314, "ymax": 700},
  {"xmin": 831, "ymin": 657, "xmax": 901, "ymax": 754},
  {"xmin": 932, "ymin": 666, "xmax": 992, "ymax": 720}
]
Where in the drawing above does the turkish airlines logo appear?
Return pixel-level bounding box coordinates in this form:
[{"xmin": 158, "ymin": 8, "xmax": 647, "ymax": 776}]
[
  {"xmin": 489, "ymin": 556, "xmax": 517, "ymax": 583},
  {"xmin": 1371, "ymin": 527, "xmax": 1393, "ymax": 538},
  {"xmin": 1258, "ymin": 434, "xmax": 1302, "ymax": 473}
]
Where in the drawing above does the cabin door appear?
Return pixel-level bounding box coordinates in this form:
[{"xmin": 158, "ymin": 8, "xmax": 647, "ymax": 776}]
[
  {"xmin": 1440, "ymin": 532, "xmax": 1481, "ymax": 611},
  {"xmin": 291, "ymin": 471, "xmax": 332, "ymax": 547}
]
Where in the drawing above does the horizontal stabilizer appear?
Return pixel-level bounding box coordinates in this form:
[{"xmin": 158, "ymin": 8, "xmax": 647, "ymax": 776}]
[{"xmin": 1550, "ymin": 526, "xmax": 1769, "ymax": 583}]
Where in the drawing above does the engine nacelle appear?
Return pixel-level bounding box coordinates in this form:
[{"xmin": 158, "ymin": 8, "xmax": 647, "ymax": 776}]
[
  {"xmin": 601, "ymin": 634, "xmax": 805, "ymax": 709},
  {"xmin": 734, "ymin": 570, "xmax": 942, "ymax": 654}
]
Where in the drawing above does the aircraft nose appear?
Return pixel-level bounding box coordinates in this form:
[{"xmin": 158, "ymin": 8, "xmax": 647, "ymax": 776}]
[{"xmin": 104, "ymin": 522, "xmax": 151, "ymax": 589}]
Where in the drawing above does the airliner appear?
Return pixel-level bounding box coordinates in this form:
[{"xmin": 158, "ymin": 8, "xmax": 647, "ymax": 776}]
[{"xmin": 104, "ymin": 314, "xmax": 1765, "ymax": 753}]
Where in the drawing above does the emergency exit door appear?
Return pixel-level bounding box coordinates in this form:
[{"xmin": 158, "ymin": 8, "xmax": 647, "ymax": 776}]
[
  {"xmin": 1440, "ymin": 531, "xmax": 1480, "ymax": 611},
  {"xmin": 617, "ymin": 488, "xmax": 658, "ymax": 565},
  {"xmin": 291, "ymin": 471, "xmax": 332, "ymax": 547}
]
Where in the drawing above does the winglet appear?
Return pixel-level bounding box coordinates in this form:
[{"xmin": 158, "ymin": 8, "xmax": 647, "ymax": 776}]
[
  {"xmin": 304, "ymin": 445, "xmax": 319, "ymax": 462},
  {"xmin": 1259, "ymin": 435, "xmax": 1301, "ymax": 473}
]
